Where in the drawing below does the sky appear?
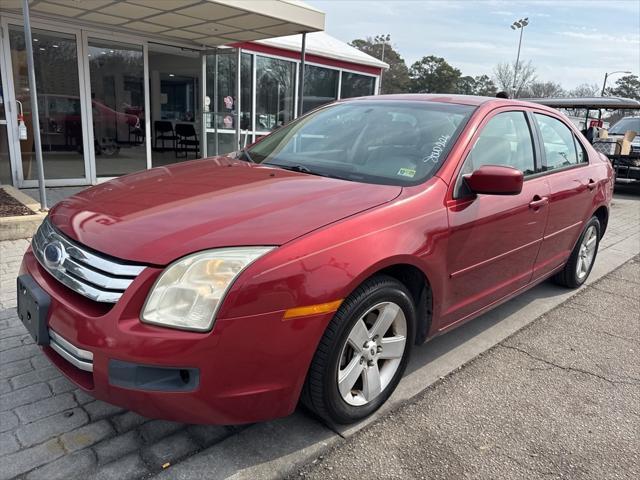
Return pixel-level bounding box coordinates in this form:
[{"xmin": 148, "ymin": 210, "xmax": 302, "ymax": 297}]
[{"xmin": 308, "ymin": 0, "xmax": 640, "ymax": 90}]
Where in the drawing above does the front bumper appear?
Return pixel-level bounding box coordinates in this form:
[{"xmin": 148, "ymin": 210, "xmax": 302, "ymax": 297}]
[{"xmin": 20, "ymin": 249, "xmax": 330, "ymax": 424}]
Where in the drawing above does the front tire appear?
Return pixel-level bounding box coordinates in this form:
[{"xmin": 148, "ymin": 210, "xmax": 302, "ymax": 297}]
[
  {"xmin": 553, "ymin": 216, "xmax": 601, "ymax": 288},
  {"xmin": 302, "ymin": 275, "xmax": 416, "ymax": 424}
]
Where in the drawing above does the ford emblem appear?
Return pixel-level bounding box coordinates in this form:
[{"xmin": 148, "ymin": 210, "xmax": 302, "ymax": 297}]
[{"xmin": 43, "ymin": 242, "xmax": 65, "ymax": 269}]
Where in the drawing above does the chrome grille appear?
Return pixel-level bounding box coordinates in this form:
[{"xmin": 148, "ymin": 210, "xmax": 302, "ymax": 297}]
[{"xmin": 32, "ymin": 219, "xmax": 146, "ymax": 303}]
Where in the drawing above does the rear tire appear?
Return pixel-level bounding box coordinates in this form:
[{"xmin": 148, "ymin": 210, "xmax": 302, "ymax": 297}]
[
  {"xmin": 302, "ymin": 275, "xmax": 416, "ymax": 424},
  {"xmin": 553, "ymin": 216, "xmax": 601, "ymax": 288}
]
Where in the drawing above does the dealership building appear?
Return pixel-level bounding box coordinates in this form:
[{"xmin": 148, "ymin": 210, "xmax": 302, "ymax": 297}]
[{"xmin": 0, "ymin": 0, "xmax": 387, "ymax": 188}]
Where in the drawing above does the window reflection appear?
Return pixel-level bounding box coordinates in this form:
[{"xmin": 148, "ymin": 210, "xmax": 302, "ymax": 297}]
[
  {"xmin": 302, "ymin": 65, "xmax": 338, "ymax": 114},
  {"xmin": 341, "ymin": 72, "xmax": 376, "ymax": 99},
  {"xmin": 256, "ymin": 55, "xmax": 295, "ymax": 131},
  {"xmin": 88, "ymin": 39, "xmax": 146, "ymax": 176}
]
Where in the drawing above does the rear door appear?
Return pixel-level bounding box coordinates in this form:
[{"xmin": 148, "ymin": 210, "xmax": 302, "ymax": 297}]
[
  {"xmin": 530, "ymin": 112, "xmax": 598, "ymax": 279},
  {"xmin": 440, "ymin": 109, "xmax": 550, "ymax": 330}
]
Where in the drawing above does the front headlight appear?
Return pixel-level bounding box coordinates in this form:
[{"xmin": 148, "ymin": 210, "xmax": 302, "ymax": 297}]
[{"xmin": 141, "ymin": 247, "xmax": 274, "ymax": 332}]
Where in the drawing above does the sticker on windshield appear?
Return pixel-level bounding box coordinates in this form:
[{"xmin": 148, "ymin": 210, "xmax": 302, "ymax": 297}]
[{"xmin": 397, "ymin": 167, "xmax": 416, "ymax": 178}]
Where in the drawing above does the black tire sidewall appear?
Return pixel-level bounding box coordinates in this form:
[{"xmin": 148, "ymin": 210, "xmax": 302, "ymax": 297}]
[{"xmin": 321, "ymin": 278, "xmax": 416, "ymax": 424}]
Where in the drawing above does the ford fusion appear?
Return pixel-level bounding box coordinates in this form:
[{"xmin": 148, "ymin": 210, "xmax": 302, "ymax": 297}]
[{"xmin": 18, "ymin": 95, "xmax": 613, "ymax": 425}]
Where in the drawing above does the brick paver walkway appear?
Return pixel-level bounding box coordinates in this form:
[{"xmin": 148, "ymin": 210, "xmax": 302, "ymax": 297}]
[{"xmin": 0, "ymin": 239, "xmax": 240, "ymax": 480}]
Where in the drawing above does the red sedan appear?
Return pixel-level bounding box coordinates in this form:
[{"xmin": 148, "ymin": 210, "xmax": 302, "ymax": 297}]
[{"xmin": 17, "ymin": 95, "xmax": 613, "ymax": 425}]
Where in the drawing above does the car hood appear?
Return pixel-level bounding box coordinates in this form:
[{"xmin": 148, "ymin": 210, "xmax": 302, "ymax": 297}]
[{"xmin": 49, "ymin": 157, "xmax": 401, "ymax": 264}]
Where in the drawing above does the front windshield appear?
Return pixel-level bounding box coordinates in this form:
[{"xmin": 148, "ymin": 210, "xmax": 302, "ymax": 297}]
[
  {"xmin": 609, "ymin": 117, "xmax": 640, "ymax": 135},
  {"xmin": 247, "ymin": 101, "xmax": 474, "ymax": 186}
]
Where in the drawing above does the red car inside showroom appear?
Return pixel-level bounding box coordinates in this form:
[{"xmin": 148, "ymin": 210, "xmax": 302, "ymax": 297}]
[{"xmin": 17, "ymin": 94, "xmax": 613, "ymax": 425}]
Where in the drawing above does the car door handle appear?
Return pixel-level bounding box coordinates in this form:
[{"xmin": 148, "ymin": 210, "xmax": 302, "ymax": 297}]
[
  {"xmin": 529, "ymin": 196, "xmax": 549, "ymax": 209},
  {"xmin": 587, "ymin": 179, "xmax": 597, "ymax": 190}
]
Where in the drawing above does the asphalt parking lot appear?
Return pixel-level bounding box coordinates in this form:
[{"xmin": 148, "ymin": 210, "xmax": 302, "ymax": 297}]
[
  {"xmin": 294, "ymin": 256, "xmax": 640, "ymax": 480},
  {"xmin": 1, "ymin": 186, "xmax": 639, "ymax": 480}
]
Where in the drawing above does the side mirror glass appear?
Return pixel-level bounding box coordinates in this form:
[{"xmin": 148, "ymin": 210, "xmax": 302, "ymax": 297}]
[{"xmin": 464, "ymin": 165, "xmax": 523, "ymax": 195}]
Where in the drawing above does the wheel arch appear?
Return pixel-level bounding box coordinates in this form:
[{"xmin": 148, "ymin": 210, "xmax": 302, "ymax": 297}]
[
  {"xmin": 346, "ymin": 260, "xmax": 434, "ymax": 345},
  {"xmin": 592, "ymin": 205, "xmax": 609, "ymax": 237}
]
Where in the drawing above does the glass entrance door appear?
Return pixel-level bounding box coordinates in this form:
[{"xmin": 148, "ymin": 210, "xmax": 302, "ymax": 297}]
[
  {"xmin": 0, "ymin": 57, "xmax": 12, "ymax": 185},
  {"xmin": 205, "ymin": 48, "xmax": 243, "ymax": 156},
  {"xmin": 7, "ymin": 24, "xmax": 90, "ymax": 186},
  {"xmin": 87, "ymin": 38, "xmax": 147, "ymax": 177}
]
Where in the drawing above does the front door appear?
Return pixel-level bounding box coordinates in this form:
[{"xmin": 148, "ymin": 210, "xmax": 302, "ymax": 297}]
[
  {"xmin": 440, "ymin": 109, "xmax": 549, "ymax": 330},
  {"xmin": 4, "ymin": 22, "xmax": 91, "ymax": 186}
]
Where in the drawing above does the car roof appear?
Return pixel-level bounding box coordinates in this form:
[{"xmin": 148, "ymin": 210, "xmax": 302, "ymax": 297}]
[{"xmin": 344, "ymin": 93, "xmax": 559, "ymax": 112}]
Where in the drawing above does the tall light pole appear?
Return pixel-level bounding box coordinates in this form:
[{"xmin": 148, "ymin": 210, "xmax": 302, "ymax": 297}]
[
  {"xmin": 600, "ymin": 70, "xmax": 631, "ymax": 97},
  {"xmin": 376, "ymin": 34, "xmax": 390, "ymax": 94},
  {"xmin": 598, "ymin": 70, "xmax": 631, "ymax": 120},
  {"xmin": 510, "ymin": 17, "xmax": 529, "ymax": 98}
]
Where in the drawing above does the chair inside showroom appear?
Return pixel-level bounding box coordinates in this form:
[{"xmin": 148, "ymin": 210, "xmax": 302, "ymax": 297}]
[
  {"xmin": 175, "ymin": 123, "xmax": 200, "ymax": 159},
  {"xmin": 154, "ymin": 121, "xmax": 177, "ymax": 152},
  {"xmin": 129, "ymin": 122, "xmax": 144, "ymax": 145}
]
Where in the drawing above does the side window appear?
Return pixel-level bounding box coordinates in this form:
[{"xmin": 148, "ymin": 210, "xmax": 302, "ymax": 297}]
[
  {"xmin": 575, "ymin": 136, "xmax": 588, "ymax": 164},
  {"xmin": 534, "ymin": 114, "xmax": 578, "ymax": 170},
  {"xmin": 465, "ymin": 111, "xmax": 535, "ymax": 174},
  {"xmin": 455, "ymin": 111, "xmax": 535, "ymax": 197}
]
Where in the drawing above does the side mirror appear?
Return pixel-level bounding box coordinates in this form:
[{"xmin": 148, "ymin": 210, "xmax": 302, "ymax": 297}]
[{"xmin": 464, "ymin": 165, "xmax": 523, "ymax": 195}]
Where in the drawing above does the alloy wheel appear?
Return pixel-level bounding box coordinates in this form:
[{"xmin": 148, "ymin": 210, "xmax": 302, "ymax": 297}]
[
  {"xmin": 337, "ymin": 301, "xmax": 407, "ymax": 406},
  {"xmin": 576, "ymin": 225, "xmax": 597, "ymax": 281}
]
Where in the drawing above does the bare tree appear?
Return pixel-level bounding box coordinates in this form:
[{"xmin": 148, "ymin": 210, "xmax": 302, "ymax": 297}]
[
  {"xmin": 493, "ymin": 61, "xmax": 537, "ymax": 98},
  {"xmin": 568, "ymin": 83, "xmax": 600, "ymax": 97},
  {"xmin": 562, "ymin": 83, "xmax": 603, "ymax": 120},
  {"xmin": 521, "ymin": 81, "xmax": 565, "ymax": 98}
]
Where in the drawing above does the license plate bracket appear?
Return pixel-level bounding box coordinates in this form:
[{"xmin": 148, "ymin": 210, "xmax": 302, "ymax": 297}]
[{"xmin": 17, "ymin": 275, "xmax": 51, "ymax": 346}]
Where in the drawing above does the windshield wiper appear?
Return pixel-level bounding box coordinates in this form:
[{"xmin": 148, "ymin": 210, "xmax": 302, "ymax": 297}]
[
  {"xmin": 263, "ymin": 163, "xmax": 315, "ymax": 174},
  {"xmin": 238, "ymin": 149, "xmax": 255, "ymax": 163},
  {"xmin": 284, "ymin": 164, "xmax": 313, "ymax": 174},
  {"xmin": 263, "ymin": 162, "xmax": 353, "ymax": 182}
]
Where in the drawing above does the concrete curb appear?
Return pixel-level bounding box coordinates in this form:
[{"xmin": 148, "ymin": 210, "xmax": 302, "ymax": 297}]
[{"xmin": 0, "ymin": 186, "xmax": 46, "ymax": 241}]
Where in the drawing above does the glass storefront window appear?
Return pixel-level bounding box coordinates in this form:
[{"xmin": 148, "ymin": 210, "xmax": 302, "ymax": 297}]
[
  {"xmin": 207, "ymin": 131, "xmax": 236, "ymax": 155},
  {"xmin": 206, "ymin": 51, "xmax": 251, "ymax": 131},
  {"xmin": 255, "ymin": 55, "xmax": 295, "ymax": 132},
  {"xmin": 302, "ymin": 65, "xmax": 338, "ymax": 114},
  {"xmin": 9, "ymin": 26, "xmax": 86, "ymax": 181},
  {"xmin": 341, "ymin": 72, "xmax": 376, "ymax": 99},
  {"xmin": 148, "ymin": 45, "xmax": 201, "ymax": 167},
  {"xmin": 88, "ymin": 39, "xmax": 146, "ymax": 177}
]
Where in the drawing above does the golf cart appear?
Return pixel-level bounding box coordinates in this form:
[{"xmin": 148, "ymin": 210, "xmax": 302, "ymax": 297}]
[{"xmin": 523, "ymin": 97, "xmax": 640, "ymax": 185}]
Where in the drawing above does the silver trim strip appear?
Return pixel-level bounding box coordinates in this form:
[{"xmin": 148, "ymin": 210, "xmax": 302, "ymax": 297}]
[
  {"xmin": 49, "ymin": 330, "xmax": 93, "ymax": 372},
  {"xmin": 32, "ymin": 219, "xmax": 146, "ymax": 303},
  {"xmin": 63, "ymin": 257, "xmax": 133, "ymax": 291}
]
